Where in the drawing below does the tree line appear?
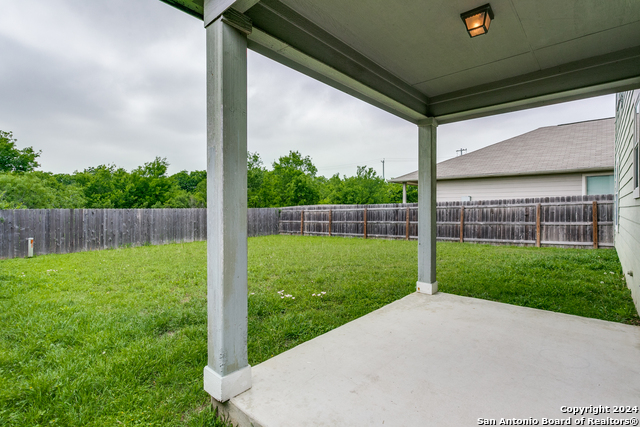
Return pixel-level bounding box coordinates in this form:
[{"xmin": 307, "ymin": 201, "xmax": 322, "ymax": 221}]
[{"xmin": 0, "ymin": 131, "xmax": 417, "ymax": 209}]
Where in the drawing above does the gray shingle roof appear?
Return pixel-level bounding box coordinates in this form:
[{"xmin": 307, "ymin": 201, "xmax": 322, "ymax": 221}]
[{"xmin": 390, "ymin": 118, "xmax": 614, "ymax": 183}]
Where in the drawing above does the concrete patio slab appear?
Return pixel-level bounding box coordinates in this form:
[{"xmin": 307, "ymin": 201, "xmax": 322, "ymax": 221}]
[{"xmin": 215, "ymin": 293, "xmax": 640, "ymax": 426}]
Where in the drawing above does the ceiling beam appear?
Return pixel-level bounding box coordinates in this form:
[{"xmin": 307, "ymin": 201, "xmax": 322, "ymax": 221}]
[
  {"xmin": 431, "ymin": 46, "xmax": 640, "ymax": 123},
  {"xmin": 248, "ymin": 28, "xmax": 429, "ymax": 123},
  {"xmin": 158, "ymin": 0, "xmax": 204, "ymax": 20},
  {"xmin": 245, "ymin": 0, "xmax": 429, "ymax": 116},
  {"xmin": 434, "ymin": 76, "xmax": 640, "ymax": 124},
  {"xmin": 204, "ymin": 0, "xmax": 260, "ymax": 27}
]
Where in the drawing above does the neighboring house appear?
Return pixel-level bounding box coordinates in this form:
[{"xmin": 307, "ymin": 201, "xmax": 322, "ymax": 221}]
[
  {"xmin": 390, "ymin": 118, "xmax": 614, "ymax": 202},
  {"xmin": 614, "ymin": 91, "xmax": 640, "ymax": 312}
]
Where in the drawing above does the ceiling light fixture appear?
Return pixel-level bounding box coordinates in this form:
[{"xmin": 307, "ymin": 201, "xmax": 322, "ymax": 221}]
[{"xmin": 460, "ymin": 4, "xmax": 494, "ymax": 38}]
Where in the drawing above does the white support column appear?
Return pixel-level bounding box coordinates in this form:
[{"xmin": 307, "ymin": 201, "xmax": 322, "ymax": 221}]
[
  {"xmin": 416, "ymin": 118, "xmax": 438, "ymax": 295},
  {"xmin": 402, "ymin": 183, "xmax": 407, "ymax": 204},
  {"xmin": 203, "ymin": 10, "xmax": 252, "ymax": 403}
]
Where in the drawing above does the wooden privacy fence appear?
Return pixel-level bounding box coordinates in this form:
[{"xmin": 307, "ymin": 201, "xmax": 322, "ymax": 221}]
[
  {"xmin": 0, "ymin": 196, "xmax": 614, "ymax": 259},
  {"xmin": 0, "ymin": 208, "xmax": 280, "ymax": 259},
  {"xmin": 279, "ymin": 195, "xmax": 614, "ymax": 249},
  {"xmin": 280, "ymin": 204, "xmax": 417, "ymax": 240}
]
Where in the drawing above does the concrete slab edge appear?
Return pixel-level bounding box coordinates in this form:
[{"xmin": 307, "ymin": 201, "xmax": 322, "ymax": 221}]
[
  {"xmin": 211, "ymin": 397, "xmax": 265, "ymax": 427},
  {"xmin": 433, "ymin": 292, "xmax": 640, "ymax": 331}
]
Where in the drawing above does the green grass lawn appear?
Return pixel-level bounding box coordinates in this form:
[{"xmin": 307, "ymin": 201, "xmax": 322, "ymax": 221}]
[{"xmin": 1, "ymin": 236, "xmax": 637, "ymax": 426}]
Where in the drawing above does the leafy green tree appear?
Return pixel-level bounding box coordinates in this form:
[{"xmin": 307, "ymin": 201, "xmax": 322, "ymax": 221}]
[
  {"xmin": 170, "ymin": 170, "xmax": 206, "ymax": 193},
  {"xmin": 164, "ymin": 182, "xmax": 206, "ymax": 208},
  {"xmin": 125, "ymin": 157, "xmax": 177, "ymax": 208},
  {"xmin": 192, "ymin": 180, "xmax": 207, "ymax": 207},
  {"xmin": 72, "ymin": 164, "xmax": 132, "ymax": 208},
  {"xmin": 284, "ymin": 173, "xmax": 319, "ymax": 206},
  {"xmin": 317, "ymin": 174, "xmax": 343, "ymax": 204},
  {"xmin": 270, "ymin": 151, "xmax": 319, "ymax": 207},
  {"xmin": 247, "ymin": 152, "xmax": 270, "ymax": 208},
  {"xmin": 274, "ymin": 150, "xmax": 317, "ymax": 177},
  {"xmin": 167, "ymin": 169, "xmax": 207, "ymax": 208},
  {"xmin": 50, "ymin": 172, "xmax": 78, "ymax": 187},
  {"xmin": 0, "ymin": 131, "xmax": 41, "ymax": 172},
  {"xmin": 72, "ymin": 158, "xmax": 182, "ymax": 208},
  {"xmin": 323, "ymin": 166, "xmax": 389, "ymax": 204},
  {"xmin": 0, "ymin": 142, "xmax": 416, "ymax": 210},
  {"xmin": 318, "ymin": 167, "xmax": 419, "ymax": 205},
  {"xmin": 0, "ymin": 172, "xmax": 85, "ymax": 209},
  {"xmin": 163, "ymin": 189, "xmax": 190, "ymax": 208},
  {"xmin": 0, "ymin": 191, "xmax": 26, "ymax": 209},
  {"xmin": 386, "ymin": 182, "xmax": 418, "ymax": 203},
  {"xmin": 240, "ymin": 150, "xmax": 416, "ymax": 207}
]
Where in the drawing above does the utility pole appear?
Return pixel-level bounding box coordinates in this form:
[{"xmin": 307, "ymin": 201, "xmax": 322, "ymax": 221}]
[
  {"xmin": 381, "ymin": 158, "xmax": 385, "ymax": 180},
  {"xmin": 456, "ymin": 148, "xmax": 467, "ymax": 156}
]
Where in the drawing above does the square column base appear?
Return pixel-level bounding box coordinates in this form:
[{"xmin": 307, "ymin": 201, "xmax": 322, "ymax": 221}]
[
  {"xmin": 416, "ymin": 281, "xmax": 438, "ymax": 295},
  {"xmin": 204, "ymin": 365, "xmax": 252, "ymax": 402}
]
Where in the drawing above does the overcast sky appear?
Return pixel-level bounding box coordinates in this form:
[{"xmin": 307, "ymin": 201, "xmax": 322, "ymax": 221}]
[{"xmin": 0, "ymin": 0, "xmax": 615, "ymax": 180}]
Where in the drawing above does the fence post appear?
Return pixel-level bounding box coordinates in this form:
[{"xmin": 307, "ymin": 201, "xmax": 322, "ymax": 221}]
[
  {"xmin": 406, "ymin": 207, "xmax": 410, "ymax": 240},
  {"xmin": 363, "ymin": 208, "xmax": 367, "ymax": 239},
  {"xmin": 536, "ymin": 203, "xmax": 541, "ymax": 247},
  {"xmin": 300, "ymin": 210, "xmax": 304, "ymax": 236},
  {"xmin": 592, "ymin": 201, "xmax": 598, "ymax": 249},
  {"xmin": 459, "ymin": 206, "xmax": 465, "ymax": 243},
  {"xmin": 328, "ymin": 209, "xmax": 332, "ymax": 237}
]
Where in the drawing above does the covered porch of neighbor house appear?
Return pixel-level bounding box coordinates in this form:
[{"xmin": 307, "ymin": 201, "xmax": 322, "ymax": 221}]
[{"xmin": 157, "ymin": 0, "xmax": 640, "ymax": 423}]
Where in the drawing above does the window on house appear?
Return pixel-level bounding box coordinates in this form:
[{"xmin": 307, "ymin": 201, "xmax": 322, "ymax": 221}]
[{"xmin": 586, "ymin": 174, "xmax": 614, "ymax": 195}]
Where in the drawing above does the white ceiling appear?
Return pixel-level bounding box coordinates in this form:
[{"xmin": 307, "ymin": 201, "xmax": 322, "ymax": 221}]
[
  {"xmin": 162, "ymin": 0, "xmax": 640, "ymax": 122},
  {"xmin": 278, "ymin": 0, "xmax": 640, "ymax": 96}
]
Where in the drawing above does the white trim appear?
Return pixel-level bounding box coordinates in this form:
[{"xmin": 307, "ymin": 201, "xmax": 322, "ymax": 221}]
[
  {"xmin": 634, "ymin": 100, "xmax": 640, "ymax": 199},
  {"xmin": 435, "ymin": 77, "xmax": 640, "ymax": 125},
  {"xmin": 582, "ymin": 172, "xmax": 614, "ymax": 196},
  {"xmin": 416, "ymin": 281, "xmax": 438, "ymax": 295},
  {"xmin": 203, "ymin": 0, "xmax": 259, "ymax": 27},
  {"xmin": 204, "ymin": 365, "xmax": 252, "ymax": 402},
  {"xmin": 248, "ymin": 28, "xmax": 429, "ymax": 124}
]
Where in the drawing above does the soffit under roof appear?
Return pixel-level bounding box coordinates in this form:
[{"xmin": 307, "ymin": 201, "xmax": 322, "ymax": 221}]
[
  {"xmin": 160, "ymin": 0, "xmax": 640, "ymax": 124},
  {"xmin": 276, "ymin": 0, "xmax": 640, "ymax": 93}
]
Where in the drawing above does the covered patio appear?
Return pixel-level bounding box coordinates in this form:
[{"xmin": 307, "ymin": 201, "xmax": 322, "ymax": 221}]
[
  {"xmin": 220, "ymin": 292, "xmax": 640, "ymax": 426},
  {"xmin": 157, "ymin": 0, "xmax": 640, "ymax": 424}
]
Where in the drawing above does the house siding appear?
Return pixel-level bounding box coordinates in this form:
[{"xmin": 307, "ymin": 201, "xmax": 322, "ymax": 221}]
[
  {"xmin": 614, "ymin": 90, "xmax": 640, "ymax": 314},
  {"xmin": 436, "ymin": 173, "xmax": 587, "ymax": 202}
]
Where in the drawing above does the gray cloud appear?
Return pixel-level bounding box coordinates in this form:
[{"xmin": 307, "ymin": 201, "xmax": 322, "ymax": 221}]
[{"xmin": 0, "ymin": 0, "xmax": 614, "ymax": 180}]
